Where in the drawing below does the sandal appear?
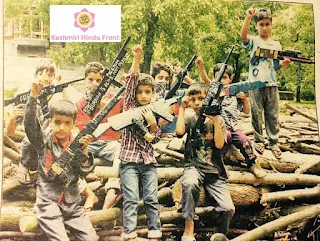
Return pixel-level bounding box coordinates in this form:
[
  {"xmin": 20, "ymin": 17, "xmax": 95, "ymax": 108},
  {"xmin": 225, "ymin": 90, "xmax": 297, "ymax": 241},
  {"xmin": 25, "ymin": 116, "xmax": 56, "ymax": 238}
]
[
  {"xmin": 270, "ymin": 145, "xmax": 282, "ymax": 159},
  {"xmin": 253, "ymin": 142, "xmax": 265, "ymax": 155}
]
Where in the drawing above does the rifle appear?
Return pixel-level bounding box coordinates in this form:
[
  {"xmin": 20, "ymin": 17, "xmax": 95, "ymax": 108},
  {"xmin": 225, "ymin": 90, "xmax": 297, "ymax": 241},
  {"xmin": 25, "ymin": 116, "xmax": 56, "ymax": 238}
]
[
  {"xmin": 190, "ymin": 46, "xmax": 234, "ymax": 149},
  {"xmin": 47, "ymin": 85, "xmax": 126, "ymax": 186},
  {"xmin": 222, "ymin": 80, "xmax": 271, "ymax": 96},
  {"xmin": 165, "ymin": 55, "xmax": 197, "ymax": 99},
  {"xmin": 4, "ymin": 78, "xmax": 84, "ymax": 106},
  {"xmin": 82, "ymin": 36, "xmax": 131, "ymax": 116},
  {"xmin": 251, "ymin": 47, "xmax": 315, "ymax": 65},
  {"xmin": 92, "ymin": 97, "xmax": 180, "ymax": 138}
]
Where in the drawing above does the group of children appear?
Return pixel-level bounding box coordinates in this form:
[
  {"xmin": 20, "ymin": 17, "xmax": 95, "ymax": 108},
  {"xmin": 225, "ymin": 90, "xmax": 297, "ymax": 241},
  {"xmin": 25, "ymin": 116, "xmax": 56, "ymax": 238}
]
[{"xmin": 6, "ymin": 5, "xmax": 291, "ymax": 241}]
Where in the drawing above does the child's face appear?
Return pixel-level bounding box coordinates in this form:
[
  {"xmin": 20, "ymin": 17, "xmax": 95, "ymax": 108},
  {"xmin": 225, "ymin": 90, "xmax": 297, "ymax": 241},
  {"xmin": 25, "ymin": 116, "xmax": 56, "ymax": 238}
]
[
  {"xmin": 214, "ymin": 72, "xmax": 232, "ymax": 86},
  {"xmin": 155, "ymin": 70, "xmax": 171, "ymax": 85},
  {"xmin": 189, "ymin": 91, "xmax": 206, "ymax": 114},
  {"xmin": 50, "ymin": 114, "xmax": 75, "ymax": 141},
  {"xmin": 255, "ymin": 18, "xmax": 272, "ymax": 38},
  {"xmin": 136, "ymin": 85, "xmax": 154, "ymax": 106},
  {"xmin": 36, "ymin": 70, "xmax": 55, "ymax": 86},
  {"xmin": 85, "ymin": 72, "xmax": 103, "ymax": 95}
]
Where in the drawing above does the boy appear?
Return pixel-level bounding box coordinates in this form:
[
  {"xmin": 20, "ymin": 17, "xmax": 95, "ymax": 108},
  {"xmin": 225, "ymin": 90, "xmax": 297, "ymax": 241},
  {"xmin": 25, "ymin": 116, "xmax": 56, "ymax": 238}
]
[
  {"xmin": 17, "ymin": 64, "xmax": 57, "ymax": 184},
  {"xmin": 176, "ymin": 83, "xmax": 235, "ymax": 239},
  {"xmin": 119, "ymin": 43, "xmax": 162, "ymax": 241},
  {"xmin": 76, "ymin": 62, "xmax": 123, "ymax": 167},
  {"xmin": 16, "ymin": 64, "xmax": 98, "ymax": 211},
  {"xmin": 24, "ymin": 81, "xmax": 98, "ymax": 240},
  {"xmin": 240, "ymin": 6, "xmax": 290, "ymax": 159},
  {"xmin": 196, "ymin": 58, "xmax": 266, "ymax": 177}
]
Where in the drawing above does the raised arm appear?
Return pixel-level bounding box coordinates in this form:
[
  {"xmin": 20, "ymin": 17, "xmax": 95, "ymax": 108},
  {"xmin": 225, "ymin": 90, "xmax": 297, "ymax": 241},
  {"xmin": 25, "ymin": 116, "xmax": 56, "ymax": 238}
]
[
  {"xmin": 195, "ymin": 56, "xmax": 211, "ymax": 86},
  {"xmin": 176, "ymin": 96, "xmax": 189, "ymax": 136},
  {"xmin": 240, "ymin": 5, "xmax": 256, "ymax": 43},
  {"xmin": 24, "ymin": 71, "xmax": 46, "ymax": 147}
]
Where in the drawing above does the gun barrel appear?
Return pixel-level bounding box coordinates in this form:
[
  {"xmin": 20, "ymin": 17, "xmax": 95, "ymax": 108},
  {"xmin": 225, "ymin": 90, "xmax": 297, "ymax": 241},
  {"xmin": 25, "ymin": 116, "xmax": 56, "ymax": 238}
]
[{"xmin": 280, "ymin": 56, "xmax": 315, "ymax": 64}]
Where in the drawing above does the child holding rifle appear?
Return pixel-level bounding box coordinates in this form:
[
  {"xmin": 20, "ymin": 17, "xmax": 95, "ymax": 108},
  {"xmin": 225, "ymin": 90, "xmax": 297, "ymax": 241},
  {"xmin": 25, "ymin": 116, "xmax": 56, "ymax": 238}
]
[
  {"xmin": 240, "ymin": 5, "xmax": 290, "ymax": 159},
  {"xmin": 119, "ymin": 41, "xmax": 162, "ymax": 241},
  {"xmin": 24, "ymin": 76, "xmax": 98, "ymax": 241}
]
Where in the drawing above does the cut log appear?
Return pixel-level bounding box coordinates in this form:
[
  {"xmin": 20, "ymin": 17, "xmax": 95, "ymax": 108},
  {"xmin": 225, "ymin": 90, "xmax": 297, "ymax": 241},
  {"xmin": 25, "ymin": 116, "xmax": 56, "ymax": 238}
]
[
  {"xmin": 19, "ymin": 208, "xmax": 122, "ymax": 232},
  {"xmin": 260, "ymin": 185, "xmax": 320, "ymax": 204},
  {"xmin": 295, "ymin": 160, "xmax": 320, "ymax": 174},
  {"xmin": 2, "ymin": 178, "xmax": 23, "ymax": 196},
  {"xmin": 172, "ymin": 180, "xmax": 261, "ymax": 207},
  {"xmin": 94, "ymin": 167, "xmax": 320, "ymax": 186},
  {"xmin": 3, "ymin": 146, "xmax": 21, "ymax": 164},
  {"xmin": 4, "ymin": 134, "xmax": 20, "ymax": 153},
  {"xmin": 87, "ymin": 180, "xmax": 104, "ymax": 192},
  {"xmin": 285, "ymin": 103, "xmax": 317, "ymax": 123},
  {"xmin": 0, "ymin": 231, "xmax": 44, "ymax": 238},
  {"xmin": 10, "ymin": 130, "xmax": 26, "ymax": 142},
  {"xmin": 154, "ymin": 147, "xmax": 184, "ymax": 161},
  {"xmin": 230, "ymin": 204, "xmax": 320, "ymax": 241},
  {"xmin": 294, "ymin": 143, "xmax": 320, "ymax": 155},
  {"xmin": 98, "ymin": 227, "xmax": 248, "ymax": 238},
  {"xmin": 0, "ymin": 207, "xmax": 34, "ymax": 231},
  {"xmin": 19, "ymin": 216, "xmax": 42, "ymax": 233}
]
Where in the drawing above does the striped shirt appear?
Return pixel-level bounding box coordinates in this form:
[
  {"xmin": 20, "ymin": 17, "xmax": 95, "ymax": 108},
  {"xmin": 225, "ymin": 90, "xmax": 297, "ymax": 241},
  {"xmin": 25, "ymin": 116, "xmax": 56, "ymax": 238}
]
[
  {"xmin": 119, "ymin": 73, "xmax": 161, "ymax": 164},
  {"xmin": 220, "ymin": 95, "xmax": 243, "ymax": 132}
]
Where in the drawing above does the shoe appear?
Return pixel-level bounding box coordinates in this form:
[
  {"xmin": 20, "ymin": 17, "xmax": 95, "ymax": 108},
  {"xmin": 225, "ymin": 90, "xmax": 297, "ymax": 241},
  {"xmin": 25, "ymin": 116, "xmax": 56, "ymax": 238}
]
[
  {"xmin": 270, "ymin": 144, "xmax": 282, "ymax": 159},
  {"xmin": 210, "ymin": 233, "xmax": 229, "ymax": 241},
  {"xmin": 253, "ymin": 142, "xmax": 265, "ymax": 155},
  {"xmin": 17, "ymin": 162, "xmax": 38, "ymax": 184}
]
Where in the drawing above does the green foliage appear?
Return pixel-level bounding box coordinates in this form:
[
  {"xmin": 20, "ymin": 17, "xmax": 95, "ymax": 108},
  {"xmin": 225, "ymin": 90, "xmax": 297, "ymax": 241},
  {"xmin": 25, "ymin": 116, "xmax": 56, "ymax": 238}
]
[{"xmin": 4, "ymin": 0, "xmax": 315, "ymax": 101}]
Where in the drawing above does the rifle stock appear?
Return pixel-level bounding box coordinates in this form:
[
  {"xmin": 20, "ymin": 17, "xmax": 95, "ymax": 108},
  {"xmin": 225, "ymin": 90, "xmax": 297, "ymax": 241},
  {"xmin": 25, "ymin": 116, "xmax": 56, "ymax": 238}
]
[
  {"xmin": 165, "ymin": 55, "xmax": 197, "ymax": 100},
  {"xmin": 252, "ymin": 47, "xmax": 314, "ymax": 65},
  {"xmin": 82, "ymin": 36, "xmax": 131, "ymax": 116},
  {"xmin": 92, "ymin": 97, "xmax": 180, "ymax": 138}
]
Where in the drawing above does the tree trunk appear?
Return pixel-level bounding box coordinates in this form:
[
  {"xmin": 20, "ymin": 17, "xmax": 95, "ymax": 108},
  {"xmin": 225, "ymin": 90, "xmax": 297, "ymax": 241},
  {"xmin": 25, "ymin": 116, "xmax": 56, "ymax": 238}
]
[
  {"xmin": 141, "ymin": 4, "xmax": 158, "ymax": 74},
  {"xmin": 230, "ymin": 204, "xmax": 320, "ymax": 241},
  {"xmin": 285, "ymin": 103, "xmax": 317, "ymax": 123},
  {"xmin": 4, "ymin": 134, "xmax": 20, "ymax": 153},
  {"xmin": 172, "ymin": 180, "xmax": 261, "ymax": 207},
  {"xmin": 94, "ymin": 167, "xmax": 320, "ymax": 186},
  {"xmin": 3, "ymin": 146, "xmax": 21, "ymax": 164},
  {"xmin": 18, "ymin": 208, "xmax": 122, "ymax": 232},
  {"xmin": 260, "ymin": 185, "xmax": 320, "ymax": 204},
  {"xmin": 295, "ymin": 160, "xmax": 320, "ymax": 174},
  {"xmin": 2, "ymin": 178, "xmax": 23, "ymax": 196},
  {"xmin": 0, "ymin": 207, "xmax": 34, "ymax": 231}
]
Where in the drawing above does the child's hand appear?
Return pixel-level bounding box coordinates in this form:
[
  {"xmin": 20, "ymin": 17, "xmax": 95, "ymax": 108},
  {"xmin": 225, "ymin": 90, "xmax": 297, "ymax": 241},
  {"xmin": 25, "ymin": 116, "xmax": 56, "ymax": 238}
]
[
  {"xmin": 236, "ymin": 92, "xmax": 246, "ymax": 101},
  {"xmin": 79, "ymin": 134, "xmax": 93, "ymax": 155},
  {"xmin": 31, "ymin": 69, "xmax": 46, "ymax": 98},
  {"xmin": 132, "ymin": 39, "xmax": 144, "ymax": 62},
  {"xmin": 181, "ymin": 96, "xmax": 190, "ymax": 109},
  {"xmin": 246, "ymin": 5, "xmax": 256, "ymax": 17},
  {"xmin": 281, "ymin": 57, "xmax": 291, "ymax": 68},
  {"xmin": 195, "ymin": 56, "xmax": 204, "ymax": 69},
  {"xmin": 203, "ymin": 114, "xmax": 220, "ymax": 124},
  {"xmin": 11, "ymin": 104, "xmax": 25, "ymax": 121},
  {"xmin": 141, "ymin": 107, "xmax": 157, "ymax": 126}
]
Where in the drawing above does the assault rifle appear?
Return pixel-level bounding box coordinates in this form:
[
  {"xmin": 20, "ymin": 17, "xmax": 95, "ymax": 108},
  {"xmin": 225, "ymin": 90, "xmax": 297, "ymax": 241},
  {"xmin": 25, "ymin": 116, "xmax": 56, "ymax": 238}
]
[
  {"xmin": 4, "ymin": 77, "xmax": 84, "ymax": 106},
  {"xmin": 251, "ymin": 47, "xmax": 315, "ymax": 65},
  {"xmin": 165, "ymin": 55, "xmax": 197, "ymax": 99},
  {"xmin": 190, "ymin": 46, "xmax": 234, "ymax": 149},
  {"xmin": 82, "ymin": 36, "xmax": 131, "ymax": 116},
  {"xmin": 92, "ymin": 97, "xmax": 180, "ymax": 138},
  {"xmin": 222, "ymin": 80, "xmax": 271, "ymax": 96},
  {"xmin": 48, "ymin": 85, "xmax": 126, "ymax": 186}
]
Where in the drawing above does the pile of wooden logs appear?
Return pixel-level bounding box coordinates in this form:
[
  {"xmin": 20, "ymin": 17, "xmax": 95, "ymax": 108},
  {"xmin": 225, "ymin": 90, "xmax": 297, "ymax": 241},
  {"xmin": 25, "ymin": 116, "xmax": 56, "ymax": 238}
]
[{"xmin": 2, "ymin": 103, "xmax": 319, "ymax": 241}]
